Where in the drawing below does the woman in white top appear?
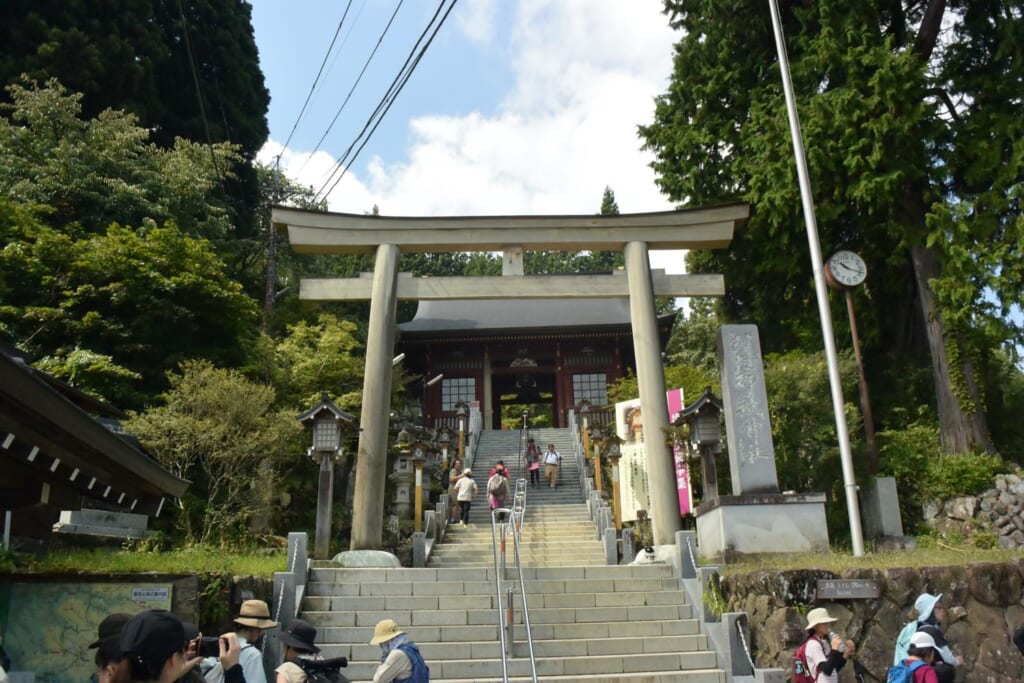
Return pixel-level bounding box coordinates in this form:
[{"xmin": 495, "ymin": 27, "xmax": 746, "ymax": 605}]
[
  {"xmin": 803, "ymin": 607, "xmax": 855, "ymax": 683},
  {"xmin": 454, "ymin": 468, "xmax": 477, "ymax": 525}
]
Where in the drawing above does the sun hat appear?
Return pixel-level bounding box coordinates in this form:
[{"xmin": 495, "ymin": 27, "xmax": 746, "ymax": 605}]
[
  {"xmin": 463, "ymin": 468, "xmax": 471, "ymax": 475},
  {"xmin": 120, "ymin": 610, "xmax": 185, "ymax": 670},
  {"xmin": 914, "ymin": 593, "xmax": 942, "ymax": 623},
  {"xmin": 910, "ymin": 631, "xmax": 938, "ymax": 650},
  {"xmin": 805, "ymin": 607, "xmax": 839, "ymax": 631},
  {"xmin": 89, "ymin": 612, "xmax": 133, "ymax": 648},
  {"xmin": 234, "ymin": 599, "xmax": 279, "ymax": 629},
  {"xmin": 279, "ymin": 619, "xmax": 320, "ymax": 653},
  {"xmin": 369, "ymin": 619, "xmax": 405, "ymax": 645}
]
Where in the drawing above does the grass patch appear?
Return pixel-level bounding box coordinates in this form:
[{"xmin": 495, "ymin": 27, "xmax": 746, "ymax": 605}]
[
  {"xmin": 5, "ymin": 547, "xmax": 286, "ymax": 576},
  {"xmin": 717, "ymin": 540, "xmax": 1020, "ymax": 576}
]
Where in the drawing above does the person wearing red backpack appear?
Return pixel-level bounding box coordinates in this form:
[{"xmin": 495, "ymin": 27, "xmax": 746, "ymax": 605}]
[
  {"xmin": 793, "ymin": 607, "xmax": 856, "ymax": 683},
  {"xmin": 887, "ymin": 631, "xmax": 940, "ymax": 683}
]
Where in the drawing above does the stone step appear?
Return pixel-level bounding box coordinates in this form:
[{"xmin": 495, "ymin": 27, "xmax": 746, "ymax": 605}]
[
  {"xmin": 306, "ymin": 563, "xmax": 674, "ymax": 583},
  {"xmin": 301, "ymin": 603, "xmax": 693, "ymax": 628},
  {"xmin": 305, "ymin": 574, "xmax": 681, "ymax": 597},
  {"xmin": 429, "ymin": 671, "xmax": 726, "ymax": 683},
  {"xmin": 303, "ymin": 589, "xmax": 687, "ymax": 612},
  {"xmin": 335, "ymin": 650, "xmax": 722, "ymax": 681},
  {"xmin": 314, "ymin": 617, "xmax": 700, "ymax": 646}
]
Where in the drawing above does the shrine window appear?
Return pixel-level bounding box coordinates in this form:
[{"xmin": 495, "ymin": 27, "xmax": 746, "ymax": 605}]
[
  {"xmin": 573, "ymin": 372, "xmax": 607, "ymax": 406},
  {"xmin": 442, "ymin": 377, "xmax": 476, "ymax": 410}
]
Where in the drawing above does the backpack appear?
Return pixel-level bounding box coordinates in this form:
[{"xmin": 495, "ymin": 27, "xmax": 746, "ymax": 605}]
[
  {"xmin": 893, "ymin": 620, "xmax": 918, "ymax": 666},
  {"xmin": 487, "ymin": 474, "xmax": 507, "ymax": 496},
  {"xmin": 396, "ymin": 643, "xmax": 430, "ymax": 682},
  {"xmin": 886, "ymin": 659, "xmax": 926, "ymax": 683},
  {"xmin": 295, "ymin": 657, "xmax": 351, "ymax": 683},
  {"xmin": 792, "ymin": 634, "xmax": 817, "ymax": 683}
]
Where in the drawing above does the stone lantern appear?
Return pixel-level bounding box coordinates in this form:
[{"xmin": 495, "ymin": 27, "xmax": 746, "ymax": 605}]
[
  {"xmin": 296, "ymin": 393, "xmax": 357, "ymax": 560},
  {"xmin": 605, "ymin": 433, "xmax": 624, "ymax": 530},
  {"xmin": 455, "ymin": 401, "xmax": 469, "ymax": 460}
]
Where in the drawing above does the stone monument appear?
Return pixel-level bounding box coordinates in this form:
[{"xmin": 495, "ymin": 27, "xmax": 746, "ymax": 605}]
[{"xmin": 695, "ymin": 325, "xmax": 830, "ymax": 559}]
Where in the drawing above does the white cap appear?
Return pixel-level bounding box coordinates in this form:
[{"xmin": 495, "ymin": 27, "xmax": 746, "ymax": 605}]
[{"xmin": 910, "ymin": 631, "xmax": 937, "ymax": 650}]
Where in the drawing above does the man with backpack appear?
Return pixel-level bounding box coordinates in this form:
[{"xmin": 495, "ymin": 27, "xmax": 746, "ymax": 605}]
[
  {"xmin": 369, "ymin": 619, "xmax": 429, "ymax": 682},
  {"xmin": 888, "ymin": 631, "xmax": 940, "ymax": 682},
  {"xmin": 793, "ymin": 607, "xmax": 855, "ymax": 683}
]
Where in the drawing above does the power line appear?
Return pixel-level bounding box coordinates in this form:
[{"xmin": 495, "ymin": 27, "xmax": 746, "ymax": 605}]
[
  {"xmin": 295, "ymin": 0, "xmax": 405, "ymax": 178},
  {"xmin": 315, "ymin": 0, "xmax": 459, "ymax": 203},
  {"xmin": 280, "ymin": 0, "xmax": 355, "ymax": 155}
]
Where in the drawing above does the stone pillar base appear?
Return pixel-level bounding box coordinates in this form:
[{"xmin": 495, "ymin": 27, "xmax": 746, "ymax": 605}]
[{"xmin": 696, "ymin": 492, "xmax": 829, "ymax": 561}]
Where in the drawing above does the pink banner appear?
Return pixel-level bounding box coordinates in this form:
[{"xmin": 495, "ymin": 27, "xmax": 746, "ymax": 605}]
[{"xmin": 666, "ymin": 389, "xmax": 693, "ymax": 515}]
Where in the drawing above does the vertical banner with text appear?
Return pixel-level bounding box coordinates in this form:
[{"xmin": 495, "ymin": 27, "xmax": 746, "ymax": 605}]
[{"xmin": 666, "ymin": 388, "xmax": 693, "ymax": 515}]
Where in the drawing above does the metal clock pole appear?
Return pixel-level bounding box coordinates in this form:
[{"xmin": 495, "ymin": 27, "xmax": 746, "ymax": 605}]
[
  {"xmin": 769, "ymin": 0, "xmax": 864, "ymax": 555},
  {"xmin": 826, "ymin": 255, "xmax": 880, "ymax": 473}
]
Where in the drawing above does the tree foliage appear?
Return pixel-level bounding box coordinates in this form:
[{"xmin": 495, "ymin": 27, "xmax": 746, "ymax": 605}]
[
  {"xmin": 0, "ymin": 0, "xmax": 270, "ymax": 235},
  {"xmin": 640, "ymin": 0, "xmax": 1024, "ymax": 454},
  {"xmin": 0, "ymin": 79, "xmax": 240, "ymax": 238},
  {"xmin": 125, "ymin": 361, "xmax": 303, "ymax": 546},
  {"xmin": 0, "ymin": 200, "xmax": 257, "ymax": 407}
]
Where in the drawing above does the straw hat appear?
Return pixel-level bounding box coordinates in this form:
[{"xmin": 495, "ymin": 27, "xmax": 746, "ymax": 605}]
[
  {"xmin": 369, "ymin": 619, "xmax": 405, "ymax": 645},
  {"xmin": 234, "ymin": 599, "xmax": 279, "ymax": 629},
  {"xmin": 805, "ymin": 607, "xmax": 838, "ymax": 630}
]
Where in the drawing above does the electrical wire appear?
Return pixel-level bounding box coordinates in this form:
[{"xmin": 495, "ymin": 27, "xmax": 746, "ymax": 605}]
[
  {"xmin": 280, "ymin": 0, "xmax": 354, "ymax": 156},
  {"xmin": 294, "ymin": 0, "xmax": 405, "ymax": 178},
  {"xmin": 314, "ymin": 0, "xmax": 459, "ymax": 202}
]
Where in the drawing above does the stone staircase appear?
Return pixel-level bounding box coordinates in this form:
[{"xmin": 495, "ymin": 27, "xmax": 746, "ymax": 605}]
[
  {"xmin": 296, "ymin": 427, "xmax": 728, "ymax": 681},
  {"xmin": 302, "ymin": 563, "xmax": 726, "ymax": 682}
]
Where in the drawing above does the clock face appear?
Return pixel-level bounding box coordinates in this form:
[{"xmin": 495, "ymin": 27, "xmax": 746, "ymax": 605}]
[{"xmin": 827, "ymin": 250, "xmax": 867, "ymax": 287}]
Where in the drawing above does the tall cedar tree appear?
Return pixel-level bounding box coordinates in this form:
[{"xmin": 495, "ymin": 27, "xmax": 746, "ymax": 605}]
[
  {"xmin": 640, "ymin": 0, "xmax": 1024, "ymax": 454},
  {"xmin": 0, "ymin": 0, "xmax": 269, "ymax": 246}
]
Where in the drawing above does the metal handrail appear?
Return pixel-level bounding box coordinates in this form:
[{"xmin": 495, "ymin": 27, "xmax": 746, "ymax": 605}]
[{"xmin": 489, "ymin": 480, "xmax": 538, "ymax": 683}]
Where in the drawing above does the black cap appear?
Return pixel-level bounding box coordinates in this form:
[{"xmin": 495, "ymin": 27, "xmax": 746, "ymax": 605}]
[
  {"xmin": 917, "ymin": 624, "xmax": 949, "ymax": 649},
  {"xmin": 120, "ymin": 610, "xmax": 185, "ymax": 669},
  {"xmin": 279, "ymin": 619, "xmax": 320, "ymax": 654},
  {"xmin": 89, "ymin": 613, "xmax": 133, "ymax": 649}
]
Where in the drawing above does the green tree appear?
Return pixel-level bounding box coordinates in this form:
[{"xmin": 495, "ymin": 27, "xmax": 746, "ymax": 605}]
[
  {"xmin": 640, "ymin": 0, "xmax": 1024, "ymax": 454},
  {"xmin": 600, "ymin": 185, "xmax": 620, "ymax": 215},
  {"xmin": 0, "ymin": 202, "xmax": 257, "ymax": 406},
  {"xmin": 0, "ymin": 0, "xmax": 269, "ymax": 236},
  {"xmin": 0, "ymin": 79, "xmax": 240, "ymax": 238},
  {"xmin": 125, "ymin": 361, "xmax": 303, "ymax": 546}
]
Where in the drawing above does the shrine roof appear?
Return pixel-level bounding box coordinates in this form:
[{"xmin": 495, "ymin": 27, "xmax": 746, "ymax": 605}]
[{"xmin": 399, "ymin": 298, "xmax": 664, "ymax": 335}]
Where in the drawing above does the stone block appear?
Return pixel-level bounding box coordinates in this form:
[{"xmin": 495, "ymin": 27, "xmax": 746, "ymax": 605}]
[
  {"xmin": 717, "ymin": 325, "xmax": 779, "ymax": 494},
  {"xmin": 861, "ymin": 476, "xmax": 905, "ymax": 539},
  {"xmin": 696, "ymin": 493, "xmax": 829, "ymax": 560}
]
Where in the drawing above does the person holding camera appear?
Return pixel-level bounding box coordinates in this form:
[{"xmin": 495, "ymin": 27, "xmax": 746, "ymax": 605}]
[
  {"xmin": 110, "ymin": 610, "xmax": 245, "ymax": 683},
  {"xmin": 800, "ymin": 607, "xmax": 855, "ymax": 683},
  {"xmin": 274, "ymin": 620, "xmax": 320, "ymax": 683},
  {"xmin": 203, "ymin": 600, "xmax": 278, "ymax": 683}
]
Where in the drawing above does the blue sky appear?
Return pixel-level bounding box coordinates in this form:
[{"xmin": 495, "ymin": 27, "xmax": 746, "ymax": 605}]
[{"xmin": 250, "ymin": 0, "xmax": 686, "ymax": 270}]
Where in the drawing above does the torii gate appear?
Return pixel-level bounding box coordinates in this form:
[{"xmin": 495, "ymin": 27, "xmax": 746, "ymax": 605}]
[{"xmin": 272, "ymin": 204, "xmax": 749, "ymax": 550}]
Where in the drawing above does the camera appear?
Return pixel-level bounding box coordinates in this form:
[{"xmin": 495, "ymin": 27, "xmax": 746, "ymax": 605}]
[{"xmin": 198, "ymin": 636, "xmax": 223, "ymax": 658}]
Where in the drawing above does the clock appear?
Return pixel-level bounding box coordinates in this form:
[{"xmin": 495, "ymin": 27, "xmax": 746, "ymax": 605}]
[{"xmin": 825, "ymin": 250, "xmax": 867, "ymax": 289}]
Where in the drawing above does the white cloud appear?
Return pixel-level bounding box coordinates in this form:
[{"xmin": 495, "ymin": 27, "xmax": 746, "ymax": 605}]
[
  {"xmin": 265, "ymin": 0, "xmax": 687, "ymax": 270},
  {"xmin": 454, "ymin": 0, "xmax": 498, "ymax": 45}
]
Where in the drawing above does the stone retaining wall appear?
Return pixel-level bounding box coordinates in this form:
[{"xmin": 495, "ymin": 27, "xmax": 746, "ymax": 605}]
[
  {"xmin": 721, "ymin": 560, "xmax": 1024, "ymax": 682},
  {"xmin": 925, "ymin": 472, "xmax": 1024, "ymax": 549}
]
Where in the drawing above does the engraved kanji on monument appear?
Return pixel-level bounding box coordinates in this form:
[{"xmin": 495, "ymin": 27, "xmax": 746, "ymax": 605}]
[{"xmin": 717, "ymin": 325, "xmax": 779, "ymax": 494}]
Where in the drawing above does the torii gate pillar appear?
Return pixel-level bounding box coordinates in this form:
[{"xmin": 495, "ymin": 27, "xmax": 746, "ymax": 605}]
[
  {"xmin": 625, "ymin": 241, "xmax": 683, "ymax": 545},
  {"xmin": 350, "ymin": 244, "xmax": 400, "ymax": 550}
]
